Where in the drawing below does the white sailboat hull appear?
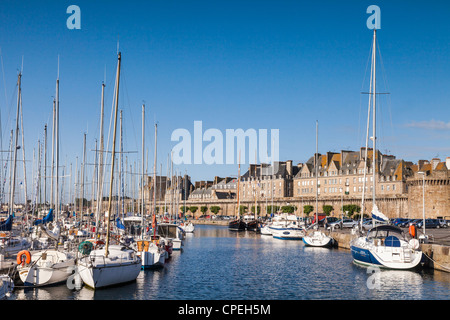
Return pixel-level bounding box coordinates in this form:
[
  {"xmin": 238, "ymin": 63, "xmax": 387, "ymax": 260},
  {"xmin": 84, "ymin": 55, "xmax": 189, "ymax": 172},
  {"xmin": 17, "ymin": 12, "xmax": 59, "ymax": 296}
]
[
  {"xmin": 17, "ymin": 250, "xmax": 76, "ymax": 287},
  {"xmin": 260, "ymin": 225, "xmax": 272, "ymax": 235},
  {"xmin": 351, "ymin": 235, "xmax": 423, "ymax": 270},
  {"xmin": 180, "ymin": 223, "xmax": 195, "ymax": 233},
  {"xmin": 77, "ymin": 245, "xmax": 141, "ymax": 289},
  {"xmin": 0, "ymin": 274, "xmax": 14, "ymax": 299},
  {"xmin": 19, "ymin": 263, "xmax": 74, "ymax": 287},
  {"xmin": 136, "ymin": 242, "xmax": 165, "ymax": 269},
  {"xmin": 271, "ymin": 227, "xmax": 304, "ymax": 240},
  {"xmin": 303, "ymin": 231, "xmax": 334, "ymax": 247}
]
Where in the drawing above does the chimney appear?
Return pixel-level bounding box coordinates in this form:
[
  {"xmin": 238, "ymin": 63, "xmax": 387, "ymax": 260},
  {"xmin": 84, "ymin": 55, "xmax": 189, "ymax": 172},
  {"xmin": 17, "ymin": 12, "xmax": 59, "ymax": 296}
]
[
  {"xmin": 431, "ymin": 158, "xmax": 440, "ymax": 170},
  {"xmin": 286, "ymin": 160, "xmax": 293, "ymax": 176},
  {"xmin": 446, "ymin": 157, "xmax": 450, "ymax": 170}
]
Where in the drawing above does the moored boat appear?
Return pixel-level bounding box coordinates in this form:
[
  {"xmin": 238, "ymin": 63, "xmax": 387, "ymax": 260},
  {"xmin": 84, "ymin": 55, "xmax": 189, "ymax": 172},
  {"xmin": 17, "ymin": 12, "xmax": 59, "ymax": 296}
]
[
  {"xmin": 350, "ymin": 225, "xmax": 422, "ymax": 269},
  {"xmin": 17, "ymin": 249, "xmax": 76, "ymax": 287}
]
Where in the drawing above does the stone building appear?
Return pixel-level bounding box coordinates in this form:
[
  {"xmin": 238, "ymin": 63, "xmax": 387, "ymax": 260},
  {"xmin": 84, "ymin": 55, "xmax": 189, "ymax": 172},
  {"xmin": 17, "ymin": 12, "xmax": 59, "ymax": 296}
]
[
  {"xmin": 292, "ymin": 148, "xmax": 415, "ymax": 217},
  {"xmin": 406, "ymin": 158, "xmax": 450, "ymax": 219},
  {"xmin": 239, "ymin": 161, "xmax": 300, "ymax": 201},
  {"xmin": 293, "ymin": 148, "xmax": 412, "ymax": 198}
]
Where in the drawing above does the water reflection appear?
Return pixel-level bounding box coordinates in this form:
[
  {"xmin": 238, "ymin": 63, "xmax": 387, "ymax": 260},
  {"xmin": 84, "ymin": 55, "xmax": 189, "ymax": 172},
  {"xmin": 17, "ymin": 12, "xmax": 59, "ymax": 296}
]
[{"xmin": 8, "ymin": 225, "xmax": 450, "ymax": 300}]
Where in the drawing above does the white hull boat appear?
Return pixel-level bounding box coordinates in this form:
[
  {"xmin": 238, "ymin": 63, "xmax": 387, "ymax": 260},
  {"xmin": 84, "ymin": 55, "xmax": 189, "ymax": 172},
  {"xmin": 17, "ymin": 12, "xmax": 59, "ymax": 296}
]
[
  {"xmin": 17, "ymin": 249, "xmax": 76, "ymax": 287},
  {"xmin": 0, "ymin": 237, "xmax": 31, "ymax": 256},
  {"xmin": 179, "ymin": 222, "xmax": 195, "ymax": 233},
  {"xmin": 271, "ymin": 227, "xmax": 304, "ymax": 240},
  {"xmin": 0, "ymin": 274, "xmax": 14, "ymax": 299},
  {"xmin": 351, "ymin": 225, "xmax": 423, "ymax": 270},
  {"xmin": 157, "ymin": 223, "xmax": 184, "ymax": 251},
  {"xmin": 303, "ymin": 230, "xmax": 334, "ymax": 247},
  {"xmin": 135, "ymin": 240, "xmax": 165, "ymax": 269},
  {"xmin": 77, "ymin": 245, "xmax": 141, "ymax": 289},
  {"xmin": 260, "ymin": 224, "xmax": 272, "ymax": 235}
]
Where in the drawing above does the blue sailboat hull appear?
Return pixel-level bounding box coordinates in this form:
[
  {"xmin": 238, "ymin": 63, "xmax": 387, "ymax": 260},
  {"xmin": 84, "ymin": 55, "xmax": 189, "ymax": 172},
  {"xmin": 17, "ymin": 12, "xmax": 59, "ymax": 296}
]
[{"xmin": 350, "ymin": 245, "xmax": 382, "ymax": 266}]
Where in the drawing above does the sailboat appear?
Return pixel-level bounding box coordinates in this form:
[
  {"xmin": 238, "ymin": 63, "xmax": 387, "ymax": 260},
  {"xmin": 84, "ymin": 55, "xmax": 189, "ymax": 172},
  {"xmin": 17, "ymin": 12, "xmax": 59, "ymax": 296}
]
[
  {"xmin": 0, "ymin": 73, "xmax": 31, "ymax": 257},
  {"xmin": 0, "ymin": 273, "xmax": 14, "ymax": 299},
  {"xmin": 228, "ymin": 153, "xmax": 246, "ymax": 231},
  {"xmin": 17, "ymin": 65, "xmax": 77, "ymax": 288},
  {"xmin": 350, "ymin": 29, "xmax": 422, "ymax": 269},
  {"xmin": 77, "ymin": 52, "xmax": 141, "ymax": 289},
  {"xmin": 302, "ymin": 121, "xmax": 335, "ymax": 248}
]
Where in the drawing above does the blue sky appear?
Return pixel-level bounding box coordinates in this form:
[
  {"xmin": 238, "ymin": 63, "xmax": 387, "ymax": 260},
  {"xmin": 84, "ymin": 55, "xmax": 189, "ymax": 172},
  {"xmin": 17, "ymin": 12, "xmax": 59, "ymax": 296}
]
[{"xmin": 0, "ymin": 0, "xmax": 449, "ymax": 198}]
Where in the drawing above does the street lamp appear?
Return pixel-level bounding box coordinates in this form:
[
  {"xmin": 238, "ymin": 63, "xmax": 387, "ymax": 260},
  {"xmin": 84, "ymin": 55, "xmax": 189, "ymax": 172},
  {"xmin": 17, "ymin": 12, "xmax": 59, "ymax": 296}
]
[{"xmin": 417, "ymin": 171, "xmax": 426, "ymax": 237}]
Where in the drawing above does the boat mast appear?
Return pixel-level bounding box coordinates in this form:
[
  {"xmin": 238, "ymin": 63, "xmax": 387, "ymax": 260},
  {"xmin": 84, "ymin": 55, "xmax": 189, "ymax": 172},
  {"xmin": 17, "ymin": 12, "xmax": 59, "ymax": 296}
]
[
  {"xmin": 372, "ymin": 29, "xmax": 377, "ymax": 214},
  {"xmin": 9, "ymin": 73, "xmax": 21, "ymax": 217},
  {"xmin": 141, "ymin": 104, "xmax": 145, "ymax": 237},
  {"xmin": 372, "ymin": 28, "xmax": 377, "ymax": 226},
  {"xmin": 105, "ymin": 52, "xmax": 121, "ymax": 257},
  {"xmin": 236, "ymin": 151, "xmax": 241, "ymax": 219},
  {"xmin": 95, "ymin": 82, "xmax": 105, "ymax": 239},
  {"xmin": 315, "ymin": 120, "xmax": 318, "ymax": 226},
  {"xmin": 152, "ymin": 123, "xmax": 157, "ymax": 235},
  {"xmin": 19, "ymin": 95, "xmax": 28, "ymax": 215},
  {"xmin": 360, "ymin": 29, "xmax": 376, "ymax": 228},
  {"xmin": 55, "ymin": 64, "xmax": 60, "ymax": 222}
]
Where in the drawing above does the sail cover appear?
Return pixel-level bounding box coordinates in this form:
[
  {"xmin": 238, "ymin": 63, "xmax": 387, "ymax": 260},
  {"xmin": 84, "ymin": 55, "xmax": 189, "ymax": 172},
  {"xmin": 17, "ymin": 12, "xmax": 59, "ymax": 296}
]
[
  {"xmin": 34, "ymin": 209, "xmax": 54, "ymax": 225},
  {"xmin": 372, "ymin": 204, "xmax": 389, "ymax": 222},
  {"xmin": 0, "ymin": 215, "xmax": 12, "ymax": 231},
  {"xmin": 116, "ymin": 217, "xmax": 125, "ymax": 230}
]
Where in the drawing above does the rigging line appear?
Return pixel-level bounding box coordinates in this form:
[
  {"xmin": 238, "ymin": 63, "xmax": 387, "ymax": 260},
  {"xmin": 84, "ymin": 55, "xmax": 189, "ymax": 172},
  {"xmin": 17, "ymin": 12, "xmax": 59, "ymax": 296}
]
[
  {"xmin": 120, "ymin": 63, "xmax": 140, "ymax": 157},
  {"xmin": 358, "ymin": 40, "xmax": 375, "ymax": 149},
  {"xmin": 376, "ymin": 40, "xmax": 395, "ymax": 149}
]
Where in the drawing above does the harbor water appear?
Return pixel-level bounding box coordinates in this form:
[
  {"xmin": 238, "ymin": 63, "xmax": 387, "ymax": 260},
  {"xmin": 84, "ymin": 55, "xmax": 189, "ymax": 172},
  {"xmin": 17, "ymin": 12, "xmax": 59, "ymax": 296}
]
[{"xmin": 9, "ymin": 225, "xmax": 450, "ymax": 301}]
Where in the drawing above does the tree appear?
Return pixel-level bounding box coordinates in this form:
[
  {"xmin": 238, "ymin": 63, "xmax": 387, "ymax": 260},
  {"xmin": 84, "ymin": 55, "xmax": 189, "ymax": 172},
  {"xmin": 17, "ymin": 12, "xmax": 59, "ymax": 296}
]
[
  {"xmin": 180, "ymin": 206, "xmax": 188, "ymax": 214},
  {"xmin": 239, "ymin": 205, "xmax": 247, "ymax": 215},
  {"xmin": 200, "ymin": 206, "xmax": 208, "ymax": 215},
  {"xmin": 303, "ymin": 205, "xmax": 314, "ymax": 216},
  {"xmin": 322, "ymin": 205, "xmax": 333, "ymax": 216},
  {"xmin": 267, "ymin": 205, "xmax": 280, "ymax": 214},
  {"xmin": 189, "ymin": 206, "xmax": 198, "ymax": 215},
  {"xmin": 281, "ymin": 205, "xmax": 296, "ymax": 214},
  {"xmin": 342, "ymin": 204, "xmax": 361, "ymax": 218},
  {"xmin": 251, "ymin": 206, "xmax": 260, "ymax": 214},
  {"xmin": 210, "ymin": 206, "xmax": 220, "ymax": 215}
]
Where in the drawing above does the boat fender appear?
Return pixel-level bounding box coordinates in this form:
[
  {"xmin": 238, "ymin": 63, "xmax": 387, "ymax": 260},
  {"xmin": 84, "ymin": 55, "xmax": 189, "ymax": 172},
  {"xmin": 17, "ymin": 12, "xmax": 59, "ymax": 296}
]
[
  {"xmin": 78, "ymin": 241, "xmax": 93, "ymax": 255},
  {"xmin": 16, "ymin": 250, "xmax": 31, "ymax": 265},
  {"xmin": 409, "ymin": 239, "xmax": 420, "ymax": 250}
]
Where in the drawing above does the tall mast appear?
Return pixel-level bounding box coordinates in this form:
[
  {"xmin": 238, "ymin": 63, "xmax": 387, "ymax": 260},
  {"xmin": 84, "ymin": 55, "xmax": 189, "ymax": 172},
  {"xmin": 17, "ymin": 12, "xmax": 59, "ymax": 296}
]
[
  {"xmin": 95, "ymin": 82, "xmax": 105, "ymax": 238},
  {"xmin": 81, "ymin": 132, "xmax": 86, "ymax": 221},
  {"xmin": 236, "ymin": 151, "xmax": 240, "ymax": 218},
  {"xmin": 9, "ymin": 73, "xmax": 21, "ymax": 216},
  {"xmin": 371, "ymin": 29, "xmax": 377, "ymax": 211},
  {"xmin": 50, "ymin": 99, "xmax": 55, "ymax": 210},
  {"xmin": 315, "ymin": 120, "xmax": 319, "ymax": 225},
  {"xmin": 141, "ymin": 104, "xmax": 145, "ymax": 228},
  {"xmin": 19, "ymin": 81, "xmax": 28, "ymax": 214},
  {"xmin": 105, "ymin": 52, "xmax": 121, "ymax": 257},
  {"xmin": 55, "ymin": 72, "xmax": 60, "ymax": 221},
  {"xmin": 152, "ymin": 123, "xmax": 157, "ymax": 235},
  {"xmin": 44, "ymin": 124, "xmax": 47, "ymax": 210}
]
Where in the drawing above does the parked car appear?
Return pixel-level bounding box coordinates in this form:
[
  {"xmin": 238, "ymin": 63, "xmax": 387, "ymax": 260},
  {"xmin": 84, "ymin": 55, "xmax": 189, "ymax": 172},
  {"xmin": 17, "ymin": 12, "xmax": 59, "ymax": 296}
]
[
  {"xmin": 438, "ymin": 219, "xmax": 449, "ymax": 228},
  {"xmin": 328, "ymin": 218, "xmax": 358, "ymax": 229},
  {"xmin": 362, "ymin": 219, "xmax": 389, "ymax": 230},
  {"xmin": 416, "ymin": 219, "xmax": 441, "ymax": 229},
  {"xmin": 324, "ymin": 217, "xmax": 339, "ymax": 228},
  {"xmin": 393, "ymin": 218, "xmax": 409, "ymax": 227}
]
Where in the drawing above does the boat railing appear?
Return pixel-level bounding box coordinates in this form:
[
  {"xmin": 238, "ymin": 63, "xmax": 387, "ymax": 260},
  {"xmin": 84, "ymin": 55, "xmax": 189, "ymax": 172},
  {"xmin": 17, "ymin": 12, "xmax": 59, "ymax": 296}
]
[{"xmin": 89, "ymin": 252, "xmax": 133, "ymax": 267}]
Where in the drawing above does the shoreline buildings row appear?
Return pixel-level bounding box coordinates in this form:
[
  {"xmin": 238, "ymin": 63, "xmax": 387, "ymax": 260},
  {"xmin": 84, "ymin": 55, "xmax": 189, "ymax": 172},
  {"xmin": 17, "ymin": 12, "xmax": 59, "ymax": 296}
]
[
  {"xmin": 6, "ymin": 148, "xmax": 447, "ymax": 221},
  {"xmin": 142, "ymin": 147, "xmax": 449, "ymax": 220}
]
